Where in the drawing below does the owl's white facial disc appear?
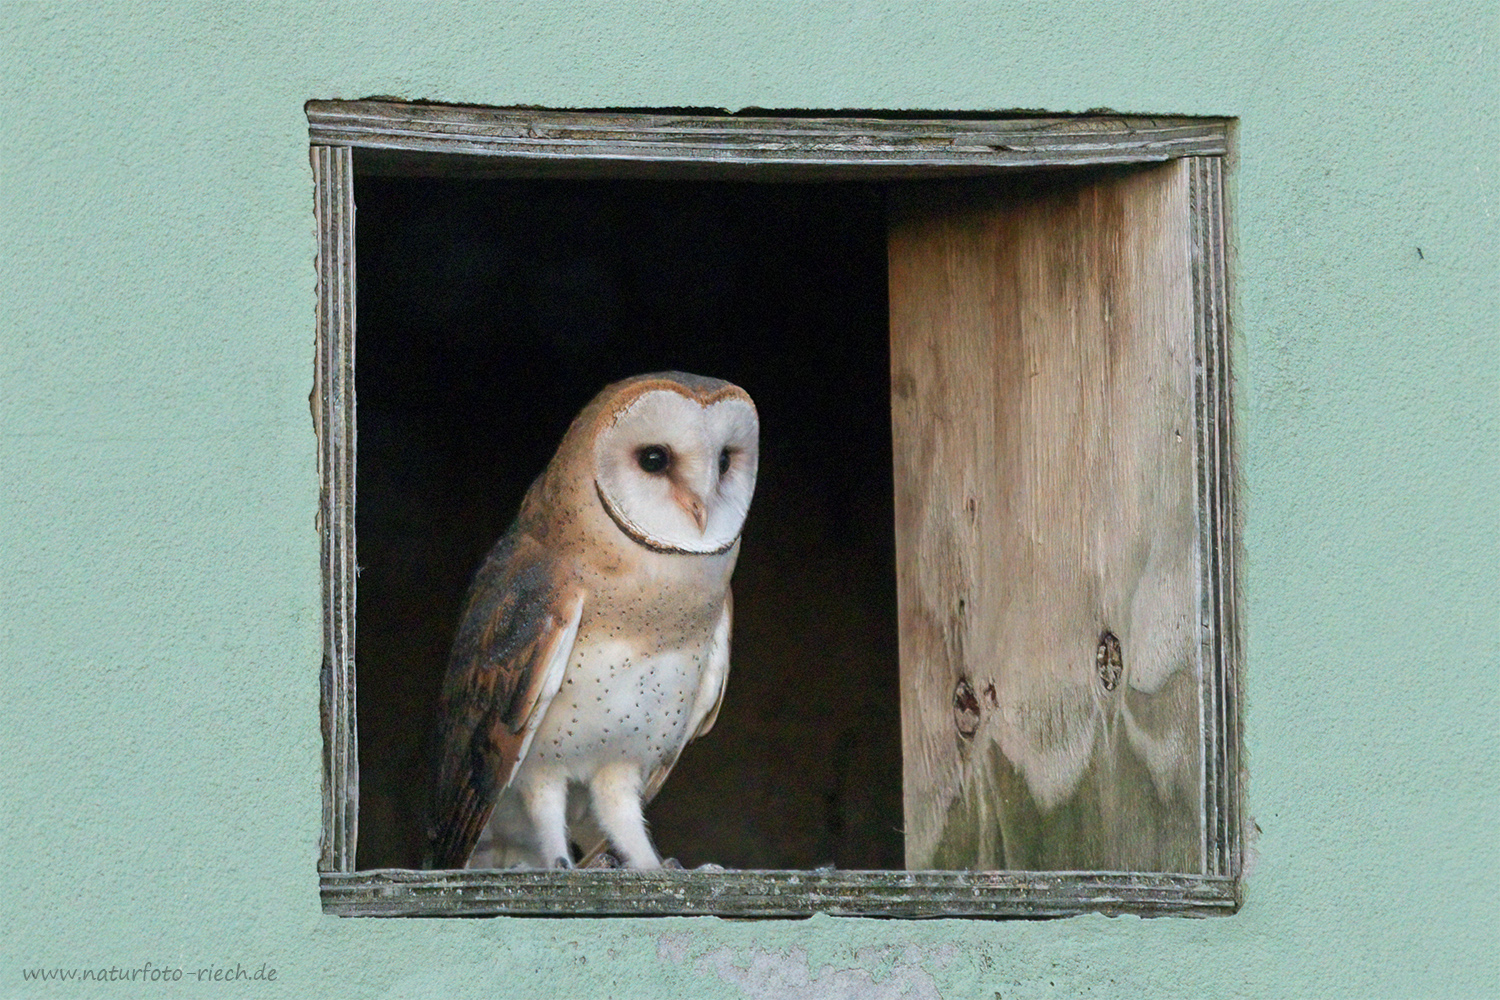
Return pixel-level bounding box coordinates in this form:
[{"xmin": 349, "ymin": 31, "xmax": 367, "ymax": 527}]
[{"xmin": 593, "ymin": 388, "xmax": 759, "ymax": 555}]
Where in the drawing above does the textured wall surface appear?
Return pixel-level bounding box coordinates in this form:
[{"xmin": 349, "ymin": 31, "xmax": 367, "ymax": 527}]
[{"xmin": 2, "ymin": 2, "xmax": 1496, "ymax": 997}]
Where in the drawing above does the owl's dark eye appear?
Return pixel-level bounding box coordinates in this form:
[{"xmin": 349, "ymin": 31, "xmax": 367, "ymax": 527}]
[
  {"xmin": 636, "ymin": 445, "xmax": 670, "ymax": 474},
  {"xmin": 718, "ymin": 448, "xmax": 731, "ymax": 476}
]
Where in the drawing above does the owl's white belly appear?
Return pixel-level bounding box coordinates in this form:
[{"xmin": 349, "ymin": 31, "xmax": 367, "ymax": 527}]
[
  {"xmin": 474, "ymin": 637, "xmax": 708, "ymax": 867},
  {"xmin": 529, "ymin": 637, "xmax": 705, "ymax": 778}
]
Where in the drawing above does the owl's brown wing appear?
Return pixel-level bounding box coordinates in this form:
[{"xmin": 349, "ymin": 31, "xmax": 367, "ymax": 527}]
[{"xmin": 424, "ymin": 530, "xmax": 585, "ymax": 869}]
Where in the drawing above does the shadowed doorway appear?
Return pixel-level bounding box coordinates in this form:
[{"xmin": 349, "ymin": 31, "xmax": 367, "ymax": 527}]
[{"xmin": 353, "ymin": 176, "xmax": 903, "ymax": 871}]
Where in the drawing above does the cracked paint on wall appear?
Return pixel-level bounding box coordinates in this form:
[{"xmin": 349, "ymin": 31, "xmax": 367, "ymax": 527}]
[{"xmin": 657, "ymin": 937, "xmax": 957, "ymax": 1000}]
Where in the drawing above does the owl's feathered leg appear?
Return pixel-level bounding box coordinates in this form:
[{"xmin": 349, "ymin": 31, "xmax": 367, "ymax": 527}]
[
  {"xmin": 589, "ymin": 762, "xmax": 661, "ymax": 869},
  {"xmin": 519, "ymin": 775, "xmax": 573, "ymax": 868}
]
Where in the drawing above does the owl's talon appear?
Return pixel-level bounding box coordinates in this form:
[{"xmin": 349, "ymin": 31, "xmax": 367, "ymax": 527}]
[
  {"xmin": 662, "ymin": 857, "xmax": 684, "ymax": 870},
  {"xmin": 583, "ymin": 851, "xmax": 621, "ymax": 869},
  {"xmin": 552, "ymin": 856, "xmax": 574, "ymax": 869}
]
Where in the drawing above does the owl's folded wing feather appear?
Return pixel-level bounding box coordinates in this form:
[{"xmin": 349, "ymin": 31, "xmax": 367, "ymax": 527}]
[
  {"xmin": 686, "ymin": 589, "xmax": 732, "ymax": 741},
  {"xmin": 424, "ymin": 531, "xmax": 585, "ymax": 869}
]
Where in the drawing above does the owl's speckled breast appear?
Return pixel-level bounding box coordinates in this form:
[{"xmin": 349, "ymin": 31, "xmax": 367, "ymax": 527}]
[{"xmin": 528, "ymin": 636, "xmax": 709, "ymax": 777}]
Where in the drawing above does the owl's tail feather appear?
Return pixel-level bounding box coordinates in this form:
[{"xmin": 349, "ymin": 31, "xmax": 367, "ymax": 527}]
[{"xmin": 424, "ymin": 785, "xmax": 494, "ymax": 870}]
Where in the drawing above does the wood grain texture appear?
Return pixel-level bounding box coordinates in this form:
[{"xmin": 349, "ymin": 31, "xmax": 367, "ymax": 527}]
[
  {"xmin": 1189, "ymin": 156, "xmax": 1242, "ymax": 878},
  {"xmin": 306, "ymin": 101, "xmax": 1228, "ymax": 180},
  {"xmin": 313, "ymin": 145, "xmax": 359, "ymax": 873},
  {"xmin": 322, "ymin": 868, "xmax": 1237, "ymax": 918},
  {"xmin": 890, "ymin": 160, "xmax": 1203, "ymax": 872}
]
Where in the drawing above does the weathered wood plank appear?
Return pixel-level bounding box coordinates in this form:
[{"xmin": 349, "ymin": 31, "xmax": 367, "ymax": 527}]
[
  {"xmin": 321, "ymin": 869, "xmax": 1238, "ymax": 918},
  {"xmin": 307, "ymin": 101, "xmax": 1228, "ymax": 178},
  {"xmin": 312, "ymin": 145, "xmax": 359, "ymax": 874},
  {"xmin": 1188, "ymin": 155, "xmax": 1242, "ymax": 877},
  {"xmin": 889, "ymin": 161, "xmax": 1203, "ymax": 872}
]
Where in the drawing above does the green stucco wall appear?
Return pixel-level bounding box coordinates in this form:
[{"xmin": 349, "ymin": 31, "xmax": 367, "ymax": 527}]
[{"xmin": 2, "ymin": 2, "xmax": 1495, "ymax": 997}]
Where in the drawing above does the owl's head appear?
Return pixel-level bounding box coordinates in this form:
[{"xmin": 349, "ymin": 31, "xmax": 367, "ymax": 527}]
[{"xmin": 588, "ymin": 372, "xmax": 759, "ymax": 555}]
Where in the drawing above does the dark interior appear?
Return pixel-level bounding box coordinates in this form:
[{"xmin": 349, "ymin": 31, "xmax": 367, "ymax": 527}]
[{"xmin": 353, "ymin": 175, "xmax": 903, "ymax": 870}]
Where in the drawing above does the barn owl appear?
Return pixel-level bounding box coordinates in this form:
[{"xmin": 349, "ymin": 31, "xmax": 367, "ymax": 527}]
[{"xmin": 424, "ymin": 372, "xmax": 758, "ymax": 870}]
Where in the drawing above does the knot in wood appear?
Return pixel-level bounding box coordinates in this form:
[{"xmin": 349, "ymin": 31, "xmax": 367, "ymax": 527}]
[
  {"xmin": 1096, "ymin": 630, "xmax": 1123, "ymax": 691},
  {"xmin": 952, "ymin": 677, "xmax": 981, "ymax": 738}
]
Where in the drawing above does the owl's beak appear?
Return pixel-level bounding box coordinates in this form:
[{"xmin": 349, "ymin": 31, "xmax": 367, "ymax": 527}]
[{"xmin": 671, "ymin": 483, "xmax": 708, "ymax": 533}]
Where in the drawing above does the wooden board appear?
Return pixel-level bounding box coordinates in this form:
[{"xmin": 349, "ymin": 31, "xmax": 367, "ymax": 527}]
[
  {"xmin": 889, "ymin": 160, "xmax": 1203, "ymax": 872},
  {"xmin": 306, "ymin": 101, "xmax": 1229, "ymax": 181},
  {"xmin": 312, "ymin": 145, "xmax": 359, "ymax": 874},
  {"xmin": 322, "ymin": 868, "xmax": 1236, "ymax": 918}
]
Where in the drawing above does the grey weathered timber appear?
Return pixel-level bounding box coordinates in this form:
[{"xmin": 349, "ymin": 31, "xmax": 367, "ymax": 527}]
[
  {"xmin": 309, "ymin": 102, "xmax": 1241, "ymax": 916},
  {"xmin": 889, "ymin": 161, "xmax": 1204, "ymax": 873},
  {"xmin": 321, "ymin": 868, "xmax": 1237, "ymax": 918},
  {"xmin": 1188, "ymin": 156, "xmax": 1242, "ymax": 878},
  {"xmin": 312, "ymin": 144, "xmax": 358, "ymax": 874},
  {"xmin": 306, "ymin": 101, "xmax": 1229, "ymax": 179}
]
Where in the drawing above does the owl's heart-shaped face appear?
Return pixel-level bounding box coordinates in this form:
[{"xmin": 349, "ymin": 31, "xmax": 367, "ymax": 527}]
[{"xmin": 592, "ymin": 385, "xmax": 759, "ymax": 555}]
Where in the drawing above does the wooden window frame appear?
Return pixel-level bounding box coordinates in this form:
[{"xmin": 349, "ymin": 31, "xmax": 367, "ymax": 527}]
[{"xmin": 311, "ymin": 101, "xmax": 1241, "ymax": 918}]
